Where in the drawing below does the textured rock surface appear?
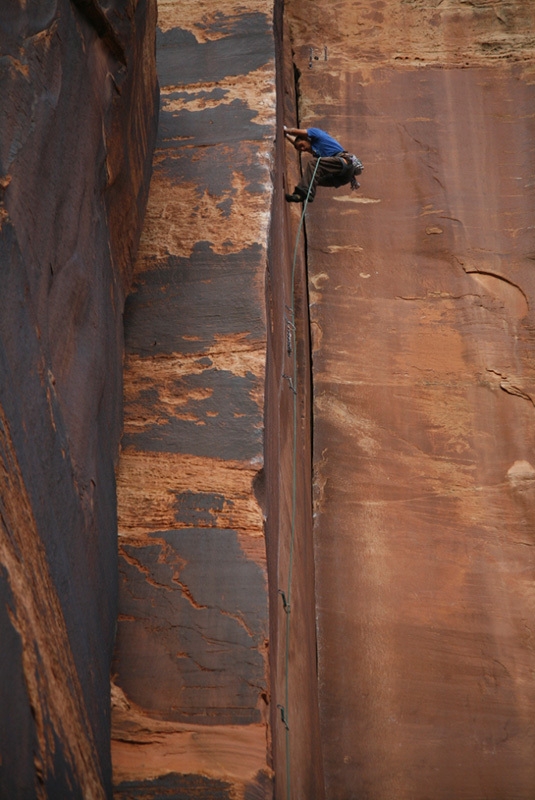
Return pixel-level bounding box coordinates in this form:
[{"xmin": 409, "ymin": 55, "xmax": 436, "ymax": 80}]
[
  {"xmin": 4, "ymin": 0, "xmax": 533, "ymax": 796},
  {"xmin": 285, "ymin": 0, "xmax": 535, "ymax": 796},
  {"xmin": 0, "ymin": 1, "xmax": 158, "ymax": 796},
  {"xmin": 111, "ymin": 2, "xmax": 281, "ymax": 796},
  {"xmin": 265, "ymin": 5, "xmax": 325, "ymax": 796}
]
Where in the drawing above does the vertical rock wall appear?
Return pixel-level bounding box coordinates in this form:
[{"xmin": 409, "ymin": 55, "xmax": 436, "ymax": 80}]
[
  {"xmin": 111, "ymin": 2, "xmax": 280, "ymax": 797},
  {"xmin": 265, "ymin": 4, "xmax": 325, "ymax": 798},
  {"xmin": 0, "ymin": 1, "xmax": 158, "ymax": 796},
  {"xmin": 5, "ymin": 0, "xmax": 531, "ymax": 796},
  {"xmin": 285, "ymin": 0, "xmax": 535, "ymax": 797}
]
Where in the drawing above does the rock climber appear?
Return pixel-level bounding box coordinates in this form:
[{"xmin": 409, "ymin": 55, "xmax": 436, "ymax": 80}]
[{"xmin": 284, "ymin": 125, "xmax": 363, "ymax": 203}]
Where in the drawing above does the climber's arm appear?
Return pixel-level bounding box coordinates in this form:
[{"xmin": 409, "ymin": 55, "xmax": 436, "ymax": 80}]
[{"xmin": 284, "ymin": 126, "xmax": 308, "ymax": 138}]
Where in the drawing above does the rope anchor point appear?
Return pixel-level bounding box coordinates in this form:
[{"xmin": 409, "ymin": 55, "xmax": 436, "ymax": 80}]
[
  {"xmin": 277, "ymin": 704, "xmax": 290, "ymax": 730},
  {"xmin": 278, "ymin": 589, "xmax": 291, "ymax": 614},
  {"xmin": 282, "ymin": 374, "xmax": 297, "ymax": 395}
]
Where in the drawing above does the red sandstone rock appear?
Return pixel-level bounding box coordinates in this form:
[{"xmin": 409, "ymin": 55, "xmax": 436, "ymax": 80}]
[
  {"xmin": 4, "ymin": 0, "xmax": 534, "ymax": 796},
  {"xmin": 285, "ymin": 0, "xmax": 535, "ymax": 796},
  {"xmin": 111, "ymin": 2, "xmax": 279, "ymax": 797},
  {"xmin": 0, "ymin": 1, "xmax": 158, "ymax": 795}
]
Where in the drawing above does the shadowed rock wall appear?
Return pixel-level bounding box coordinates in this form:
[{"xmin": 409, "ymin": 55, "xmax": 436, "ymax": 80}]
[
  {"xmin": 0, "ymin": 1, "xmax": 158, "ymax": 796},
  {"xmin": 111, "ymin": 2, "xmax": 278, "ymax": 797},
  {"xmin": 265, "ymin": 4, "xmax": 325, "ymax": 798},
  {"xmin": 110, "ymin": 1, "xmax": 326, "ymax": 796},
  {"xmin": 284, "ymin": 0, "xmax": 535, "ymax": 797}
]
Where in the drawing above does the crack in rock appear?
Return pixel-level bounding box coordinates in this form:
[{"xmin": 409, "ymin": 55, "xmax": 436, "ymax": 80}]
[{"xmin": 487, "ymin": 369, "xmax": 535, "ymax": 405}]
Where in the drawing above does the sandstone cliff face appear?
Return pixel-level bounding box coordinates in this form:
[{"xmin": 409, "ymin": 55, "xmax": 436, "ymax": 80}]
[
  {"xmin": 3, "ymin": 0, "xmax": 535, "ymax": 797},
  {"xmin": 284, "ymin": 0, "xmax": 535, "ymax": 797},
  {"xmin": 110, "ymin": 1, "xmax": 326, "ymax": 796},
  {"xmin": 111, "ymin": 2, "xmax": 277, "ymax": 797},
  {"xmin": 0, "ymin": 2, "xmax": 158, "ymax": 796}
]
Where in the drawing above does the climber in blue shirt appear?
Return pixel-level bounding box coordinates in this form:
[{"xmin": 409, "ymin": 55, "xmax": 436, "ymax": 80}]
[{"xmin": 284, "ymin": 125, "xmax": 362, "ymax": 203}]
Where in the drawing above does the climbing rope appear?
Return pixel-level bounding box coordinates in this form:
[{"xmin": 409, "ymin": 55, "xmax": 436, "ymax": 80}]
[{"xmin": 281, "ymin": 156, "xmax": 321, "ymax": 800}]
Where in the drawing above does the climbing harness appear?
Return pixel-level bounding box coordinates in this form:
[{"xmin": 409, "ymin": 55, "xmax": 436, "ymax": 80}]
[{"xmin": 336, "ymin": 151, "xmax": 364, "ymax": 191}]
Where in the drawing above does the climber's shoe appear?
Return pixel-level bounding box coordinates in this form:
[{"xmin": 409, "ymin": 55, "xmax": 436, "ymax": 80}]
[{"xmin": 285, "ymin": 190, "xmax": 313, "ymax": 203}]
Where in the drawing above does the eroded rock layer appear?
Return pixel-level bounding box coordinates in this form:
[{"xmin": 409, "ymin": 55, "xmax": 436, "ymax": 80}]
[
  {"xmin": 0, "ymin": 1, "xmax": 158, "ymax": 797},
  {"xmin": 111, "ymin": 2, "xmax": 279, "ymax": 796},
  {"xmin": 284, "ymin": 0, "xmax": 535, "ymax": 797}
]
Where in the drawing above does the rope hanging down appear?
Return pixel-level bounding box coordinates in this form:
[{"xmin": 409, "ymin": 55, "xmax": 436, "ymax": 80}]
[{"xmin": 280, "ymin": 156, "xmax": 321, "ymax": 800}]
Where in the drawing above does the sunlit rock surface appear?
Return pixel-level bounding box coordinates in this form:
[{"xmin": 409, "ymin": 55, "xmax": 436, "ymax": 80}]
[
  {"xmin": 284, "ymin": 0, "xmax": 535, "ymax": 797},
  {"xmin": 0, "ymin": 1, "xmax": 158, "ymax": 796}
]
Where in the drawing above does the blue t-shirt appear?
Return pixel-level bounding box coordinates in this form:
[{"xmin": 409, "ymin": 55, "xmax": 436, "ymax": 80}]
[{"xmin": 307, "ymin": 127, "xmax": 344, "ymax": 157}]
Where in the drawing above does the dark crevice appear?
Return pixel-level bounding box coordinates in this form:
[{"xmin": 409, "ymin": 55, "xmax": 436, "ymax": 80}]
[
  {"xmin": 70, "ymin": 0, "xmax": 126, "ymax": 64},
  {"xmin": 289, "ymin": 40, "xmax": 326, "ymax": 796},
  {"xmin": 291, "ymin": 47, "xmax": 317, "ymax": 685}
]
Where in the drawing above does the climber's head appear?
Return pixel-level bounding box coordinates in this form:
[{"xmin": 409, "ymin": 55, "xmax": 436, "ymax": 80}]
[{"xmin": 293, "ymin": 135, "xmax": 313, "ymax": 154}]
